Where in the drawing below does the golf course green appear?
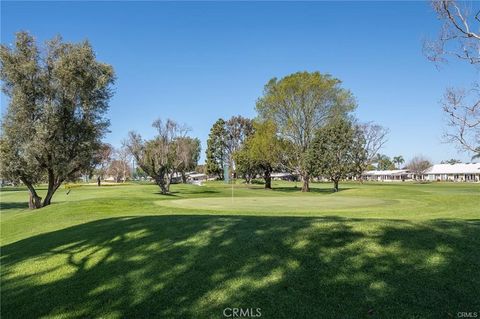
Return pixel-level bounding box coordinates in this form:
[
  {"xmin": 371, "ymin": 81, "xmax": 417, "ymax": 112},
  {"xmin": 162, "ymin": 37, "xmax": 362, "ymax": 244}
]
[
  {"xmin": 1, "ymin": 181, "xmax": 479, "ymax": 318},
  {"xmin": 158, "ymin": 196, "xmax": 390, "ymax": 212}
]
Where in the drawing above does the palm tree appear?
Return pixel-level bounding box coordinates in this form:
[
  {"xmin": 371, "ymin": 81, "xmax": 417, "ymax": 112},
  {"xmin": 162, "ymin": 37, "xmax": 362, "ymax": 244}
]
[{"xmin": 393, "ymin": 155, "xmax": 405, "ymax": 169}]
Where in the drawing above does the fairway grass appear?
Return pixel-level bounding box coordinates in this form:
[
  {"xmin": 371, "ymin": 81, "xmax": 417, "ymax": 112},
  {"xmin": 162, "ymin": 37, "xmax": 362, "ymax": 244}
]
[
  {"xmin": 1, "ymin": 181, "xmax": 479, "ymax": 318},
  {"xmin": 158, "ymin": 196, "xmax": 390, "ymax": 212}
]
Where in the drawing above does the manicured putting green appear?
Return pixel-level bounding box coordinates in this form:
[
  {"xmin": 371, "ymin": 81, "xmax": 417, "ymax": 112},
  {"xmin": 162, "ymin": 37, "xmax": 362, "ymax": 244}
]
[{"xmin": 159, "ymin": 196, "xmax": 389, "ymax": 212}]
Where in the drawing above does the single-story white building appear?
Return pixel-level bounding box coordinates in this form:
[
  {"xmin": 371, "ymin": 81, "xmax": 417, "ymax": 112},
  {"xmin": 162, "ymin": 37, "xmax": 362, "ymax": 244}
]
[
  {"xmin": 187, "ymin": 173, "xmax": 208, "ymax": 182},
  {"xmin": 424, "ymin": 163, "xmax": 480, "ymax": 182},
  {"xmin": 361, "ymin": 169, "xmax": 412, "ymax": 181},
  {"xmin": 362, "ymin": 163, "xmax": 480, "ymax": 182},
  {"xmin": 271, "ymin": 172, "xmax": 297, "ymax": 181}
]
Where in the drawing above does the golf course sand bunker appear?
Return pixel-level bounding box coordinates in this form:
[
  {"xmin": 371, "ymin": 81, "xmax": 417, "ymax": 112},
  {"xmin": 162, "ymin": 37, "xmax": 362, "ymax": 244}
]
[{"xmin": 159, "ymin": 196, "xmax": 388, "ymax": 212}]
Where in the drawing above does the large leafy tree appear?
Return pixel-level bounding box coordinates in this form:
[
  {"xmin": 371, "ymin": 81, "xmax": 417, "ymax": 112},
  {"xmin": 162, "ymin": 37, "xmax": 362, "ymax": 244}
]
[
  {"xmin": 233, "ymin": 148, "xmax": 260, "ymax": 184},
  {"xmin": 234, "ymin": 120, "xmax": 286, "ymax": 189},
  {"xmin": 224, "ymin": 115, "xmax": 254, "ymax": 171},
  {"xmin": 126, "ymin": 118, "xmax": 189, "ymax": 194},
  {"xmin": 0, "ymin": 32, "xmax": 115, "ymax": 208},
  {"xmin": 256, "ymin": 71, "xmax": 356, "ymax": 192},
  {"xmin": 307, "ymin": 118, "xmax": 366, "ymax": 192}
]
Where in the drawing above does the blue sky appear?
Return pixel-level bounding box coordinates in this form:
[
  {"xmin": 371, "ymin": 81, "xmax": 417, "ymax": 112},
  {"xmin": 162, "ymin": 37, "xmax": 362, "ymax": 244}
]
[{"xmin": 1, "ymin": 1, "xmax": 477, "ymax": 163}]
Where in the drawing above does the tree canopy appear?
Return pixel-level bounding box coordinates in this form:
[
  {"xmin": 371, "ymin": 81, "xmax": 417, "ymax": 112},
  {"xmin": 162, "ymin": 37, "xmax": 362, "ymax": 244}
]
[
  {"xmin": 256, "ymin": 71, "xmax": 356, "ymax": 192},
  {"xmin": 0, "ymin": 32, "xmax": 115, "ymax": 208},
  {"xmin": 126, "ymin": 119, "xmax": 192, "ymax": 194},
  {"xmin": 234, "ymin": 120, "xmax": 286, "ymax": 189},
  {"xmin": 393, "ymin": 156, "xmax": 405, "ymax": 169},
  {"xmin": 307, "ymin": 118, "xmax": 366, "ymax": 192},
  {"xmin": 173, "ymin": 136, "xmax": 201, "ymax": 183},
  {"xmin": 374, "ymin": 154, "xmax": 396, "ymax": 171},
  {"xmin": 205, "ymin": 116, "xmax": 253, "ymax": 180},
  {"xmin": 205, "ymin": 119, "xmax": 227, "ymax": 179}
]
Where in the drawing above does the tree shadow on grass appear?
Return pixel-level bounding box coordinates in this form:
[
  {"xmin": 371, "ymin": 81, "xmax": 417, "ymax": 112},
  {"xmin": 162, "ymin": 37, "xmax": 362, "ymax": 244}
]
[
  {"xmin": 153, "ymin": 192, "xmax": 179, "ymax": 197},
  {"xmin": 1, "ymin": 216, "xmax": 479, "ymax": 318},
  {"xmin": 0, "ymin": 201, "xmax": 28, "ymax": 211},
  {"xmin": 169, "ymin": 189, "xmax": 222, "ymax": 196},
  {"xmin": 155, "ymin": 188, "xmax": 222, "ymax": 197},
  {"xmin": 271, "ymin": 186, "xmax": 351, "ymax": 194},
  {"xmin": 0, "ymin": 187, "xmax": 28, "ymax": 192}
]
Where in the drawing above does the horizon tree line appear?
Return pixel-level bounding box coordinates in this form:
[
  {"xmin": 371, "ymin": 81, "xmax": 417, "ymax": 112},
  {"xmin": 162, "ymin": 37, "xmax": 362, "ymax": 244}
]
[
  {"xmin": 204, "ymin": 72, "xmax": 392, "ymax": 192},
  {"xmin": 2, "ymin": 18, "xmax": 475, "ymax": 208}
]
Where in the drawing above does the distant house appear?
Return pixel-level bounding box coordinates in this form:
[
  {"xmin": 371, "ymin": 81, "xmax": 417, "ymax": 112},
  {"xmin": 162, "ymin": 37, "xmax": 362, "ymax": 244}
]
[
  {"xmin": 271, "ymin": 172, "xmax": 298, "ymax": 181},
  {"xmin": 362, "ymin": 169, "xmax": 412, "ymax": 182},
  {"xmin": 362, "ymin": 163, "xmax": 480, "ymax": 182},
  {"xmin": 169, "ymin": 172, "xmax": 183, "ymax": 184},
  {"xmin": 187, "ymin": 173, "xmax": 208, "ymax": 182},
  {"xmin": 424, "ymin": 163, "xmax": 480, "ymax": 182}
]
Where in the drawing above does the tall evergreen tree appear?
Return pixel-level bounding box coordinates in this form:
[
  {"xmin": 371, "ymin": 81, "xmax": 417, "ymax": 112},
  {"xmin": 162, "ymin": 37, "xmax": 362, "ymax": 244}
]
[
  {"xmin": 205, "ymin": 119, "xmax": 226, "ymax": 179},
  {"xmin": 0, "ymin": 32, "xmax": 115, "ymax": 208}
]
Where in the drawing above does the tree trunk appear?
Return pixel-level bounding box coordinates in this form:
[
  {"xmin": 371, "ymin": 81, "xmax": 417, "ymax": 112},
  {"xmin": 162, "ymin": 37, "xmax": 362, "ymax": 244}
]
[
  {"xmin": 301, "ymin": 173, "xmax": 310, "ymax": 192},
  {"xmin": 28, "ymin": 192, "xmax": 42, "ymax": 209},
  {"xmin": 166, "ymin": 171, "xmax": 174, "ymax": 192},
  {"xmin": 264, "ymin": 169, "xmax": 272, "ymax": 189},
  {"xmin": 181, "ymin": 172, "xmax": 187, "ymax": 184},
  {"xmin": 22, "ymin": 179, "xmax": 42, "ymax": 209},
  {"xmin": 333, "ymin": 180, "xmax": 339, "ymax": 192},
  {"xmin": 43, "ymin": 177, "xmax": 63, "ymax": 207},
  {"xmin": 219, "ymin": 164, "xmax": 224, "ymax": 180},
  {"xmin": 155, "ymin": 175, "xmax": 169, "ymax": 195},
  {"xmin": 122, "ymin": 169, "xmax": 126, "ymax": 183}
]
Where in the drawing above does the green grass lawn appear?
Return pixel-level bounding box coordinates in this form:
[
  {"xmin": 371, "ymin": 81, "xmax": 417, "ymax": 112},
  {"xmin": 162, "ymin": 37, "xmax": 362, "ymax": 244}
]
[{"xmin": 1, "ymin": 181, "xmax": 479, "ymax": 318}]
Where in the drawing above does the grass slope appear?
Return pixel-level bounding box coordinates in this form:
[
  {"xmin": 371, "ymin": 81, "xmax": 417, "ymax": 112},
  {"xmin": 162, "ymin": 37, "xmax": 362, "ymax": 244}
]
[{"xmin": 1, "ymin": 181, "xmax": 479, "ymax": 318}]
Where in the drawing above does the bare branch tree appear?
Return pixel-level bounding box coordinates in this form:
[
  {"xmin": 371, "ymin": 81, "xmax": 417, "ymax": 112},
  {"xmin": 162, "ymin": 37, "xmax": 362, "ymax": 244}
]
[
  {"xmin": 424, "ymin": 0, "xmax": 480, "ymax": 65},
  {"xmin": 442, "ymin": 85, "xmax": 480, "ymax": 153},
  {"xmin": 125, "ymin": 118, "xmax": 192, "ymax": 194},
  {"xmin": 407, "ymin": 155, "xmax": 433, "ymax": 181},
  {"xmin": 116, "ymin": 145, "xmax": 132, "ymax": 182},
  {"xmin": 95, "ymin": 143, "xmax": 113, "ymax": 186},
  {"xmin": 425, "ymin": 0, "xmax": 480, "ymax": 156},
  {"xmin": 359, "ymin": 122, "xmax": 389, "ymax": 164}
]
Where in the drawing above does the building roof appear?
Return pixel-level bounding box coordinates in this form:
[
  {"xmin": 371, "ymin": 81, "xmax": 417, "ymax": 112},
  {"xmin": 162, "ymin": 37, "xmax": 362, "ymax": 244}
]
[
  {"xmin": 188, "ymin": 173, "xmax": 207, "ymax": 178},
  {"xmin": 271, "ymin": 172, "xmax": 294, "ymax": 178},
  {"xmin": 362, "ymin": 169, "xmax": 409, "ymax": 176},
  {"xmin": 425, "ymin": 163, "xmax": 480, "ymax": 174}
]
